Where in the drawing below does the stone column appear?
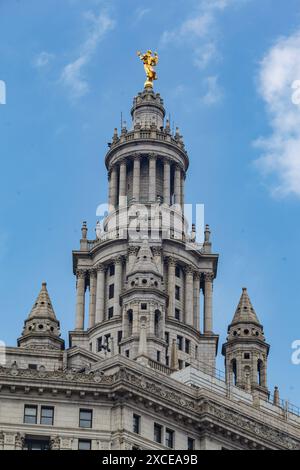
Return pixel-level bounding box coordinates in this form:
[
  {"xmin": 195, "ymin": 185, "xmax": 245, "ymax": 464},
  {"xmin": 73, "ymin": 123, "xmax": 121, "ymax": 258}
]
[
  {"xmin": 181, "ymin": 172, "xmax": 185, "ymax": 211},
  {"xmin": 95, "ymin": 264, "xmax": 106, "ymax": 324},
  {"xmin": 132, "ymin": 155, "xmax": 141, "ymax": 202},
  {"xmin": 167, "ymin": 258, "xmax": 176, "ymax": 318},
  {"xmin": 204, "ymin": 272, "xmax": 214, "ymax": 334},
  {"xmin": 132, "ymin": 301, "xmax": 139, "ymax": 335},
  {"xmin": 148, "ymin": 154, "xmax": 157, "ymax": 202},
  {"xmin": 184, "ymin": 267, "xmax": 194, "ymax": 326},
  {"xmin": 114, "ymin": 257, "xmax": 123, "ymax": 317},
  {"xmin": 174, "ymin": 165, "xmax": 182, "ymax": 206},
  {"xmin": 88, "ymin": 269, "xmax": 97, "ymax": 328},
  {"xmin": 163, "ymin": 159, "xmax": 171, "ymax": 205},
  {"xmin": 193, "ymin": 272, "xmax": 201, "ymax": 331},
  {"xmin": 110, "ymin": 166, "xmax": 118, "ymax": 210},
  {"xmin": 119, "ymin": 160, "xmax": 127, "ymax": 208},
  {"xmin": 75, "ymin": 270, "xmax": 86, "ymax": 330}
]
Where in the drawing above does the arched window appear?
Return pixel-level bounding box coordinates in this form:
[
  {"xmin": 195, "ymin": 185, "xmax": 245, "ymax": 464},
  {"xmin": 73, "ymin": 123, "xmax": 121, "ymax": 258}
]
[{"xmin": 231, "ymin": 359, "xmax": 237, "ymax": 386}]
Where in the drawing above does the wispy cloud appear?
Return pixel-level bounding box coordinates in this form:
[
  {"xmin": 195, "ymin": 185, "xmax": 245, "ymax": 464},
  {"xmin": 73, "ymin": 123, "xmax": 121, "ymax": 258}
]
[
  {"xmin": 202, "ymin": 75, "xmax": 223, "ymax": 105},
  {"xmin": 160, "ymin": 0, "xmax": 237, "ymax": 70},
  {"xmin": 33, "ymin": 51, "xmax": 55, "ymax": 68},
  {"xmin": 254, "ymin": 30, "xmax": 300, "ymax": 198},
  {"xmin": 135, "ymin": 7, "xmax": 151, "ymax": 22},
  {"xmin": 60, "ymin": 9, "xmax": 115, "ymax": 99}
]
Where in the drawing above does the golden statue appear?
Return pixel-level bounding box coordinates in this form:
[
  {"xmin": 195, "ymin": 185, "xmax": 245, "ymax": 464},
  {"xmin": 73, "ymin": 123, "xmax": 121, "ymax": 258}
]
[{"xmin": 137, "ymin": 50, "xmax": 159, "ymax": 89}]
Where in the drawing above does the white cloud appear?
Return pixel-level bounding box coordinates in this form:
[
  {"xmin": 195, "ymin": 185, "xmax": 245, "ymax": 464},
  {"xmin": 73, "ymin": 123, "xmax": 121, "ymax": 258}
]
[
  {"xmin": 194, "ymin": 43, "xmax": 218, "ymax": 70},
  {"xmin": 255, "ymin": 31, "xmax": 300, "ymax": 197},
  {"xmin": 202, "ymin": 75, "xmax": 223, "ymax": 105},
  {"xmin": 60, "ymin": 10, "xmax": 114, "ymax": 99},
  {"xmin": 33, "ymin": 52, "xmax": 55, "ymax": 68},
  {"xmin": 135, "ymin": 7, "xmax": 151, "ymax": 22}
]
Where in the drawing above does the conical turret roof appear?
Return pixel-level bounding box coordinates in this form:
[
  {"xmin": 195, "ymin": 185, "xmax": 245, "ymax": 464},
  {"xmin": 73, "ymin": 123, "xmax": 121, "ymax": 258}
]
[
  {"xmin": 28, "ymin": 282, "xmax": 57, "ymax": 321},
  {"xmin": 231, "ymin": 288, "xmax": 261, "ymax": 325}
]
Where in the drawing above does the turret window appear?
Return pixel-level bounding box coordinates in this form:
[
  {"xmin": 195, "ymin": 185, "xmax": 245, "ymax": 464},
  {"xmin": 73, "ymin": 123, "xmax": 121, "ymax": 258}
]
[
  {"xmin": 244, "ymin": 353, "xmax": 250, "ymax": 360},
  {"xmin": 175, "ymin": 286, "xmax": 181, "ymax": 300},
  {"xmin": 175, "ymin": 266, "xmax": 181, "ymax": 278},
  {"xmin": 185, "ymin": 339, "xmax": 190, "ymax": 354},
  {"xmin": 141, "ymin": 303, "xmax": 147, "ymax": 310},
  {"xmin": 177, "ymin": 336, "xmax": 183, "ymax": 350}
]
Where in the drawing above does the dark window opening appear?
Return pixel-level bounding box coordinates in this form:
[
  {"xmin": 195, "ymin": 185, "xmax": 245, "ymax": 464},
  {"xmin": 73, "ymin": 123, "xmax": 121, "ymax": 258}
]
[
  {"xmin": 154, "ymin": 423, "xmax": 162, "ymax": 443},
  {"xmin": 109, "ymin": 284, "xmax": 114, "ymax": 299},
  {"xmin": 133, "ymin": 414, "xmax": 141, "ymax": 434},
  {"xmin": 165, "ymin": 429, "xmax": 174, "ymax": 449}
]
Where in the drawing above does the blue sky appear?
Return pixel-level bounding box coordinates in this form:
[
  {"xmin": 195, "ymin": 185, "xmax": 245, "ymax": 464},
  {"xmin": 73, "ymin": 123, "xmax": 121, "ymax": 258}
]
[{"xmin": 1, "ymin": 0, "xmax": 300, "ymax": 405}]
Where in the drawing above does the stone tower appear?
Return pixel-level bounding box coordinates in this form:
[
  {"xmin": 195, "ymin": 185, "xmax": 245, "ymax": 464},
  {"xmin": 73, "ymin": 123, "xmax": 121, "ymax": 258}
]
[
  {"xmin": 70, "ymin": 86, "xmax": 219, "ymax": 373},
  {"xmin": 18, "ymin": 282, "xmax": 64, "ymax": 350},
  {"xmin": 222, "ymin": 288, "xmax": 270, "ymax": 399}
]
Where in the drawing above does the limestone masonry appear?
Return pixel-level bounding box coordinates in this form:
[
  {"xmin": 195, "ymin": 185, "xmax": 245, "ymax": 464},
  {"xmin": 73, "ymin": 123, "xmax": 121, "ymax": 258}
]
[{"xmin": 0, "ymin": 85, "xmax": 299, "ymax": 451}]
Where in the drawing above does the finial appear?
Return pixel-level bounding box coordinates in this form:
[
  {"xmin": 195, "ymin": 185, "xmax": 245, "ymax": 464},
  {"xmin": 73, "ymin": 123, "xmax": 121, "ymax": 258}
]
[
  {"xmin": 112, "ymin": 128, "xmax": 118, "ymax": 143},
  {"xmin": 242, "ymin": 287, "xmax": 247, "ymax": 292},
  {"xmin": 273, "ymin": 386, "xmax": 280, "ymax": 406},
  {"xmin": 81, "ymin": 221, "xmax": 88, "ymax": 240},
  {"xmin": 204, "ymin": 224, "xmax": 211, "ymax": 243},
  {"xmin": 137, "ymin": 50, "xmax": 159, "ymax": 89},
  {"xmin": 190, "ymin": 224, "xmax": 196, "ymax": 243},
  {"xmin": 42, "ymin": 282, "xmax": 47, "ymax": 289}
]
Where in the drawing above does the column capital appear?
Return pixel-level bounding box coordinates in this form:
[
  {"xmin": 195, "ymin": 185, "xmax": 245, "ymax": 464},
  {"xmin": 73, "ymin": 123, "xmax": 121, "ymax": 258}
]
[
  {"xmin": 184, "ymin": 265, "xmax": 194, "ymax": 275},
  {"xmin": 167, "ymin": 256, "xmax": 177, "ymax": 267},
  {"xmin": 204, "ymin": 272, "xmax": 214, "ymax": 282},
  {"xmin": 194, "ymin": 270, "xmax": 201, "ymax": 281},
  {"xmin": 133, "ymin": 153, "xmax": 142, "ymax": 161},
  {"xmin": 76, "ymin": 269, "xmax": 87, "ymax": 279},
  {"xmin": 114, "ymin": 256, "xmax": 124, "ymax": 265},
  {"xmin": 128, "ymin": 246, "xmax": 139, "ymax": 256},
  {"xmin": 96, "ymin": 263, "xmax": 106, "ymax": 273},
  {"xmin": 149, "ymin": 152, "xmax": 158, "ymax": 161},
  {"xmin": 89, "ymin": 268, "xmax": 97, "ymax": 279},
  {"xmin": 119, "ymin": 158, "xmax": 127, "ymax": 167},
  {"xmin": 152, "ymin": 246, "xmax": 163, "ymax": 256}
]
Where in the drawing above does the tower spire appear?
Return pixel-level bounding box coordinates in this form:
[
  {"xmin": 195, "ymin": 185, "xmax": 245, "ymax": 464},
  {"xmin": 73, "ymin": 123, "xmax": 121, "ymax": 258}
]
[
  {"xmin": 18, "ymin": 282, "xmax": 64, "ymax": 350},
  {"xmin": 222, "ymin": 288, "xmax": 269, "ymax": 400}
]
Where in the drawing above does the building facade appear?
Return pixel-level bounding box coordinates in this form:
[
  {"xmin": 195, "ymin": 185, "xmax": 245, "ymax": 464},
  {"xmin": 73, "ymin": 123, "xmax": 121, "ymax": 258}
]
[{"xmin": 0, "ymin": 82, "xmax": 300, "ymax": 451}]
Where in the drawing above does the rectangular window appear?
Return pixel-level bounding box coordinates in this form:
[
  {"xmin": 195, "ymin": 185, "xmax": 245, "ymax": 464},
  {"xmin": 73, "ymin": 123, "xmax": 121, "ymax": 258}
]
[
  {"xmin": 109, "ymin": 264, "xmax": 115, "ymax": 276},
  {"xmin": 78, "ymin": 439, "xmax": 92, "ymax": 451},
  {"xmin": 79, "ymin": 409, "xmax": 93, "ymax": 428},
  {"xmin": 40, "ymin": 406, "xmax": 54, "ymax": 426},
  {"xmin": 165, "ymin": 332, "xmax": 169, "ymax": 344},
  {"xmin": 28, "ymin": 364, "xmax": 37, "ymax": 370},
  {"xmin": 108, "ymin": 307, "xmax": 114, "ymax": 319},
  {"xmin": 154, "ymin": 423, "xmax": 162, "ymax": 443},
  {"xmin": 177, "ymin": 335, "xmax": 183, "ymax": 351},
  {"xmin": 118, "ymin": 331, "xmax": 123, "ymax": 343},
  {"xmin": 244, "ymin": 353, "xmax": 250, "ymax": 360},
  {"xmin": 175, "ymin": 309, "xmax": 181, "ymax": 321},
  {"xmin": 185, "ymin": 339, "xmax": 190, "ymax": 354},
  {"xmin": 109, "ymin": 284, "xmax": 114, "ymax": 299},
  {"xmin": 89, "ymin": 342, "xmax": 92, "ymax": 351},
  {"xmin": 141, "ymin": 303, "xmax": 147, "ymax": 310},
  {"xmin": 24, "ymin": 405, "xmax": 38, "ymax": 424},
  {"xmin": 175, "ymin": 266, "xmax": 181, "ymax": 278},
  {"xmin": 175, "ymin": 286, "xmax": 180, "ymax": 301},
  {"xmin": 157, "ymin": 351, "xmax": 161, "ymax": 363},
  {"xmin": 187, "ymin": 437, "xmax": 195, "ymax": 450},
  {"xmin": 178, "ymin": 359, "xmax": 183, "ymax": 370},
  {"xmin": 166, "ymin": 355, "xmax": 169, "ymax": 366},
  {"xmin": 133, "ymin": 414, "xmax": 141, "ymax": 434},
  {"xmin": 125, "ymin": 350, "xmax": 130, "ymax": 358},
  {"xmin": 165, "ymin": 428, "xmax": 174, "ymax": 449},
  {"xmin": 24, "ymin": 438, "xmax": 50, "ymax": 451}
]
